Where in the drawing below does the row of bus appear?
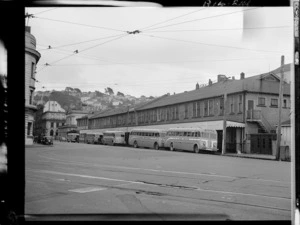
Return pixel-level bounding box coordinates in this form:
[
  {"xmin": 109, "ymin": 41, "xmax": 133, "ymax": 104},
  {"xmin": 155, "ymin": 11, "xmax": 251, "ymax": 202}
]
[{"xmin": 72, "ymin": 128, "xmax": 218, "ymax": 154}]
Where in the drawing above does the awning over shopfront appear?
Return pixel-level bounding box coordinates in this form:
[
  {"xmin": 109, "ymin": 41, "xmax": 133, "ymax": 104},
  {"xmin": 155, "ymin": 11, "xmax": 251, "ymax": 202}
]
[{"xmin": 80, "ymin": 120, "xmax": 245, "ymax": 134}]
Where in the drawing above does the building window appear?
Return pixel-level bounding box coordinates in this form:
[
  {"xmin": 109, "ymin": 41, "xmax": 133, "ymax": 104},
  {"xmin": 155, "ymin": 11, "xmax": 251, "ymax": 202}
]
[
  {"xmin": 271, "ymin": 99, "xmax": 278, "ymax": 107},
  {"xmin": 193, "ymin": 102, "xmax": 197, "ymax": 118},
  {"xmin": 283, "ymin": 99, "xmax": 287, "ymax": 108},
  {"xmin": 31, "ymin": 62, "xmax": 35, "ymax": 78},
  {"xmin": 204, "ymin": 100, "xmax": 208, "ymax": 116},
  {"xmin": 27, "ymin": 122, "xmax": 32, "ymax": 136},
  {"xmin": 230, "ymin": 97, "xmax": 234, "ymax": 113},
  {"xmin": 209, "ymin": 99, "xmax": 214, "ymax": 116},
  {"xmin": 50, "ymin": 130, "xmax": 54, "ymax": 136},
  {"xmin": 184, "ymin": 104, "xmax": 188, "ymax": 119},
  {"xmin": 239, "ymin": 95, "xmax": 243, "ymax": 112},
  {"xmin": 197, "ymin": 101, "xmax": 201, "ymax": 117},
  {"xmin": 51, "ymin": 122, "xmax": 54, "ymax": 128},
  {"xmin": 219, "ymin": 98, "xmax": 224, "ymax": 115},
  {"xmin": 29, "ymin": 89, "xmax": 33, "ymax": 105},
  {"xmin": 258, "ymin": 97, "xmax": 265, "ymax": 106}
]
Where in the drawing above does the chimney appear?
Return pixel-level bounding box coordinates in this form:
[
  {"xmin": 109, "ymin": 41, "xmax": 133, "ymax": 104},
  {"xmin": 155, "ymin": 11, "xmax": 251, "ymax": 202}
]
[
  {"xmin": 208, "ymin": 79, "xmax": 212, "ymax": 85},
  {"xmin": 240, "ymin": 72, "xmax": 245, "ymax": 80},
  {"xmin": 196, "ymin": 82, "xmax": 200, "ymax": 90},
  {"xmin": 25, "ymin": 26, "xmax": 31, "ymax": 33},
  {"xmin": 217, "ymin": 74, "xmax": 226, "ymax": 82}
]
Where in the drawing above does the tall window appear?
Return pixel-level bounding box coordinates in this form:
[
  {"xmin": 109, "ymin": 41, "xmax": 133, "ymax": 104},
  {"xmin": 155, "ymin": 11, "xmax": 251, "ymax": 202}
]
[
  {"xmin": 31, "ymin": 62, "xmax": 35, "ymax": 78},
  {"xmin": 209, "ymin": 99, "xmax": 214, "ymax": 116},
  {"xmin": 27, "ymin": 122, "xmax": 32, "ymax": 136},
  {"xmin": 197, "ymin": 101, "xmax": 201, "ymax": 117},
  {"xmin": 258, "ymin": 97, "xmax": 265, "ymax": 106},
  {"xmin": 239, "ymin": 95, "xmax": 243, "ymax": 112},
  {"xmin": 157, "ymin": 109, "xmax": 161, "ymax": 121},
  {"xmin": 51, "ymin": 122, "xmax": 54, "ymax": 128},
  {"xmin": 184, "ymin": 104, "xmax": 188, "ymax": 119},
  {"xmin": 204, "ymin": 100, "xmax": 208, "ymax": 116},
  {"xmin": 193, "ymin": 102, "xmax": 197, "ymax": 118},
  {"xmin": 230, "ymin": 97, "xmax": 234, "ymax": 113},
  {"xmin": 220, "ymin": 98, "xmax": 224, "ymax": 115},
  {"xmin": 283, "ymin": 99, "xmax": 287, "ymax": 108},
  {"xmin": 271, "ymin": 99, "xmax": 278, "ymax": 107},
  {"xmin": 29, "ymin": 89, "xmax": 33, "ymax": 105}
]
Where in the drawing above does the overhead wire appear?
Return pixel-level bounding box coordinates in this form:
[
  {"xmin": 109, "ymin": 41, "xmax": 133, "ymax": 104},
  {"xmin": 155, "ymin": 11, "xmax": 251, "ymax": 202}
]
[
  {"xmin": 37, "ymin": 33, "xmax": 128, "ymax": 51},
  {"xmin": 34, "ymin": 16, "xmax": 127, "ymax": 33},
  {"xmin": 139, "ymin": 33, "xmax": 289, "ymax": 54},
  {"xmin": 144, "ymin": 25, "xmax": 292, "ymax": 33},
  {"xmin": 142, "ymin": 7, "xmax": 260, "ymax": 32},
  {"xmin": 36, "ymin": 33, "xmax": 129, "ymax": 73},
  {"xmin": 138, "ymin": 7, "xmax": 207, "ymax": 32},
  {"xmin": 31, "ymin": 8, "xmax": 58, "ymax": 16}
]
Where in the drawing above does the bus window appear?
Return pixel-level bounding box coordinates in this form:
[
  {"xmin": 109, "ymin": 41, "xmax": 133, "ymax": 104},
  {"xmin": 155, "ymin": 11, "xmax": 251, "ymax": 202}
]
[{"xmin": 183, "ymin": 132, "xmax": 188, "ymax": 136}]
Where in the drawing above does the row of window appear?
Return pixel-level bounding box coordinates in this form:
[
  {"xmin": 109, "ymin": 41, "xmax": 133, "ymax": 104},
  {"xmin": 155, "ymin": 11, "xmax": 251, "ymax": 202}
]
[
  {"xmin": 131, "ymin": 131, "xmax": 161, "ymax": 137},
  {"xmin": 166, "ymin": 131, "xmax": 216, "ymax": 139},
  {"xmin": 50, "ymin": 122, "xmax": 65, "ymax": 128},
  {"xmin": 258, "ymin": 97, "xmax": 288, "ymax": 107}
]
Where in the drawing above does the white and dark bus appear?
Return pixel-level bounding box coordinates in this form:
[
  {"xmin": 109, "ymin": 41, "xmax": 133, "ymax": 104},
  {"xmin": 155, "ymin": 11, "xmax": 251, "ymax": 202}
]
[
  {"xmin": 102, "ymin": 131, "xmax": 126, "ymax": 146},
  {"xmin": 128, "ymin": 128, "xmax": 166, "ymax": 150},
  {"xmin": 164, "ymin": 128, "xmax": 218, "ymax": 153}
]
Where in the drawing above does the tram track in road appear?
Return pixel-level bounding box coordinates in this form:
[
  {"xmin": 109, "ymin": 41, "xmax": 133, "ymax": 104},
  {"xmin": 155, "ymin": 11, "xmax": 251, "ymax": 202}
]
[
  {"xmin": 26, "ymin": 168, "xmax": 291, "ymax": 214},
  {"xmin": 34, "ymin": 152, "xmax": 290, "ymax": 185}
]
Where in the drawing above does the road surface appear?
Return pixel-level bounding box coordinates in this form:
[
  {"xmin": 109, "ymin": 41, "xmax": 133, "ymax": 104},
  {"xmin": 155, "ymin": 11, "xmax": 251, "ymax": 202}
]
[{"xmin": 25, "ymin": 142, "xmax": 291, "ymax": 221}]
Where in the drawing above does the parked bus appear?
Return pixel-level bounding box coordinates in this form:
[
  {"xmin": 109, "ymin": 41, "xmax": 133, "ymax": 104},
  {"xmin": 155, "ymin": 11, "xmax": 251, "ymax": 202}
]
[
  {"xmin": 67, "ymin": 133, "xmax": 79, "ymax": 143},
  {"xmin": 128, "ymin": 128, "xmax": 166, "ymax": 150},
  {"xmin": 164, "ymin": 128, "xmax": 218, "ymax": 153},
  {"xmin": 102, "ymin": 131, "xmax": 126, "ymax": 146},
  {"xmin": 86, "ymin": 133, "xmax": 95, "ymax": 144},
  {"xmin": 79, "ymin": 132, "xmax": 87, "ymax": 143},
  {"xmin": 93, "ymin": 133, "xmax": 104, "ymax": 144}
]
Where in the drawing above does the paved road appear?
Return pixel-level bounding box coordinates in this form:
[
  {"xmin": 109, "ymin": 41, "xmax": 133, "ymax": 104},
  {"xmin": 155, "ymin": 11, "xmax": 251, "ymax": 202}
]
[{"xmin": 25, "ymin": 142, "xmax": 291, "ymax": 220}]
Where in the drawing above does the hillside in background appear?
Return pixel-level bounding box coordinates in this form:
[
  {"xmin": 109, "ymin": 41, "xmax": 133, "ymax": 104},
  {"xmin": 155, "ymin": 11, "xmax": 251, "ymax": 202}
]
[{"xmin": 33, "ymin": 87, "xmax": 156, "ymax": 113}]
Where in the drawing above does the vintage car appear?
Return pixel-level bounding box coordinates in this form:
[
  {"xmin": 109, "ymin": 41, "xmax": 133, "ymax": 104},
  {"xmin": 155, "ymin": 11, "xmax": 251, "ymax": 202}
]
[{"xmin": 41, "ymin": 136, "xmax": 53, "ymax": 145}]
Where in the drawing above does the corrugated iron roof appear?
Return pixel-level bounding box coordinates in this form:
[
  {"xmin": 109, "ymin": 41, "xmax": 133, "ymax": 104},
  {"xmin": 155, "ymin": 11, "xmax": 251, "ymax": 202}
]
[{"xmin": 138, "ymin": 67, "xmax": 291, "ymax": 111}]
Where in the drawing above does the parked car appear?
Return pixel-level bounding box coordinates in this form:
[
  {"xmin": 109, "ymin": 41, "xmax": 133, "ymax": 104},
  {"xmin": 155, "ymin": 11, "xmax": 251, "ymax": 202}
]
[{"xmin": 41, "ymin": 136, "xmax": 53, "ymax": 145}]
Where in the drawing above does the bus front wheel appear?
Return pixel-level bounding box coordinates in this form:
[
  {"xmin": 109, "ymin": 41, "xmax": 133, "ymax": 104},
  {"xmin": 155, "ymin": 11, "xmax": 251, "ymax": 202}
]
[
  {"xmin": 194, "ymin": 145, "xmax": 200, "ymax": 154},
  {"xmin": 133, "ymin": 141, "xmax": 138, "ymax": 148},
  {"xmin": 154, "ymin": 143, "xmax": 159, "ymax": 150}
]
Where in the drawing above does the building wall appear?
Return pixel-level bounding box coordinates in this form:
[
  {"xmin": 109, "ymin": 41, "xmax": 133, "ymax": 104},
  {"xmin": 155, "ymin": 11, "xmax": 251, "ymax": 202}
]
[
  {"xmin": 88, "ymin": 94, "xmax": 245, "ymax": 130},
  {"xmin": 25, "ymin": 27, "xmax": 40, "ymax": 145},
  {"xmin": 43, "ymin": 101, "xmax": 65, "ymax": 113},
  {"xmin": 245, "ymin": 92, "xmax": 291, "ymax": 127}
]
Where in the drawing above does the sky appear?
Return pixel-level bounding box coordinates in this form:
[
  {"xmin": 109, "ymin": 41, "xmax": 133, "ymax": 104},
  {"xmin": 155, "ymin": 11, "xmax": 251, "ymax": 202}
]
[{"xmin": 26, "ymin": 6, "xmax": 293, "ymax": 98}]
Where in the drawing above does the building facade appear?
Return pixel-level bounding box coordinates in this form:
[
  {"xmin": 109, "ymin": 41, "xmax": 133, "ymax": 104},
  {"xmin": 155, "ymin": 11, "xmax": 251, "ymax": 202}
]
[
  {"xmin": 57, "ymin": 110, "xmax": 89, "ymax": 139},
  {"xmin": 25, "ymin": 26, "xmax": 41, "ymax": 145},
  {"xmin": 34, "ymin": 101, "xmax": 66, "ymax": 139},
  {"xmin": 79, "ymin": 65, "xmax": 291, "ymax": 155}
]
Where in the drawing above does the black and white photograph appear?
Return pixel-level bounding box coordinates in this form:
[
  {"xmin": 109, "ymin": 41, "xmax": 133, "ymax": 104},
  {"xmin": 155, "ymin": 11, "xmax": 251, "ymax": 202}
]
[{"xmin": 18, "ymin": 2, "xmax": 299, "ymax": 222}]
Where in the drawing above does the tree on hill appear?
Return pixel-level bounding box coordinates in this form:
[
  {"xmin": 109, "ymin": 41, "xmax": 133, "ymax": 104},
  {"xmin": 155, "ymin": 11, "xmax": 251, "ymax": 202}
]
[
  {"xmin": 65, "ymin": 87, "xmax": 74, "ymax": 92},
  {"xmin": 95, "ymin": 90, "xmax": 105, "ymax": 97},
  {"xmin": 117, "ymin": 91, "xmax": 125, "ymax": 97},
  {"xmin": 105, "ymin": 87, "xmax": 114, "ymax": 95},
  {"xmin": 49, "ymin": 91, "xmax": 82, "ymax": 111},
  {"xmin": 74, "ymin": 88, "xmax": 81, "ymax": 93}
]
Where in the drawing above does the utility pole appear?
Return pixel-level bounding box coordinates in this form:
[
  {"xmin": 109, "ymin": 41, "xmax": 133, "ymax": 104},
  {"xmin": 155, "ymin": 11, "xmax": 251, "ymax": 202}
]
[
  {"xmin": 222, "ymin": 92, "xmax": 227, "ymax": 155},
  {"xmin": 276, "ymin": 55, "xmax": 284, "ymax": 160}
]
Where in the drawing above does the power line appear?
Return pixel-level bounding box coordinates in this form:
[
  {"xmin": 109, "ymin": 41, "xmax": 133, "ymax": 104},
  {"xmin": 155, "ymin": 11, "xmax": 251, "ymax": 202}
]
[
  {"xmin": 34, "ymin": 16, "xmax": 127, "ymax": 33},
  {"xmin": 32, "ymin": 8, "xmax": 58, "ymax": 16},
  {"xmin": 138, "ymin": 8, "xmax": 207, "ymax": 31},
  {"xmin": 143, "ymin": 7, "xmax": 260, "ymax": 32},
  {"xmin": 144, "ymin": 25, "xmax": 292, "ymax": 33},
  {"xmin": 45, "ymin": 56, "xmax": 280, "ymax": 66},
  {"xmin": 139, "ymin": 33, "xmax": 288, "ymax": 54},
  {"xmin": 36, "ymin": 33, "xmax": 129, "ymax": 73},
  {"xmin": 37, "ymin": 33, "xmax": 127, "ymax": 51}
]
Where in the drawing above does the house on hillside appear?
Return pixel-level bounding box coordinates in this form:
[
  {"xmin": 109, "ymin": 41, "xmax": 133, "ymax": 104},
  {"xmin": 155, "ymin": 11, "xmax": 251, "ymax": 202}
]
[{"xmin": 78, "ymin": 64, "xmax": 291, "ymax": 155}]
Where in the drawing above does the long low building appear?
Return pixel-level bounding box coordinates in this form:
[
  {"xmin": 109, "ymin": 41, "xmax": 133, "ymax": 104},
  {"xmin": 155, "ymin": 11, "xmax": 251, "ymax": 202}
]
[{"xmin": 78, "ymin": 64, "xmax": 291, "ymax": 155}]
